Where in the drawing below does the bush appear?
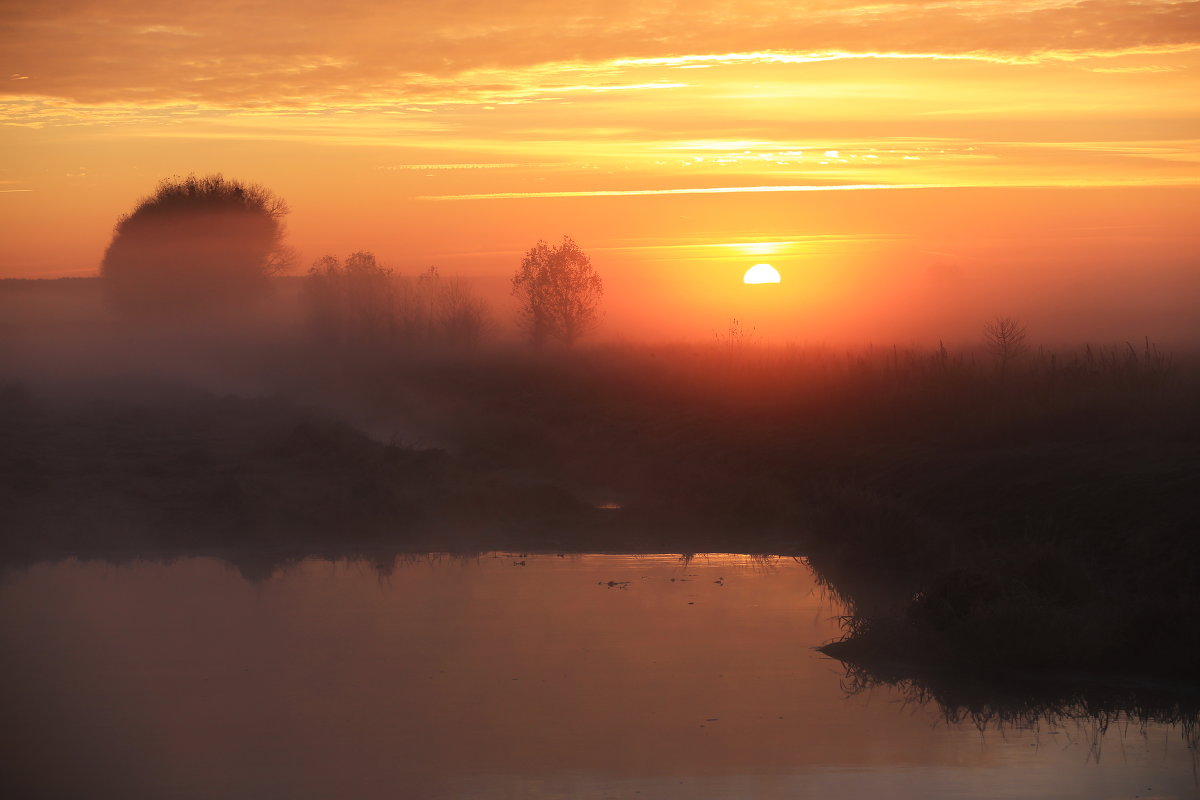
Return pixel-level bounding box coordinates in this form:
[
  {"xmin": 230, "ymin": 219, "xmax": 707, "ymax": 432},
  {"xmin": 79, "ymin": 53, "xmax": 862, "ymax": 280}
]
[{"xmin": 100, "ymin": 174, "xmax": 292, "ymax": 319}]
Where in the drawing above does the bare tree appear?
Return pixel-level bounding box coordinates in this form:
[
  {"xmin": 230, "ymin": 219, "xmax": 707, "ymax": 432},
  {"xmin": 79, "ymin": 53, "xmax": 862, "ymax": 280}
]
[
  {"xmin": 436, "ymin": 273, "xmax": 492, "ymax": 347},
  {"xmin": 983, "ymin": 315, "xmax": 1029, "ymax": 377},
  {"xmin": 511, "ymin": 236, "xmax": 603, "ymax": 345}
]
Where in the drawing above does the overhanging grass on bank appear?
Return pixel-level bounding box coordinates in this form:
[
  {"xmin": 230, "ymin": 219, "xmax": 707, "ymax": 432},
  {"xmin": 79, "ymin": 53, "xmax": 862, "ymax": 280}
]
[{"xmin": 270, "ymin": 336, "xmax": 1200, "ymax": 678}]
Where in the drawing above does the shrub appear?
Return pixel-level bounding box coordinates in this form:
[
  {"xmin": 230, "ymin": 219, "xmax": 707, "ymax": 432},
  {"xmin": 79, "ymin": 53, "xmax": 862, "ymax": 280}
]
[{"xmin": 100, "ymin": 174, "xmax": 292, "ymax": 319}]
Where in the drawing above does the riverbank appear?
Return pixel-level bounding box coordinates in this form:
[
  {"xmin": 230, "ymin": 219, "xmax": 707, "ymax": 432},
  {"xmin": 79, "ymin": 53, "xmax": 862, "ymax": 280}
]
[{"xmin": 3, "ymin": 297, "xmax": 1198, "ymax": 679}]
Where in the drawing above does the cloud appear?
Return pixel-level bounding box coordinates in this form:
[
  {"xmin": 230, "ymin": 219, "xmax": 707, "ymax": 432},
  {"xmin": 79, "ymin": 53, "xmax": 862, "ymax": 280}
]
[
  {"xmin": 425, "ymin": 175, "xmax": 1200, "ymax": 201},
  {"xmin": 611, "ymin": 44, "xmax": 1200, "ymax": 69},
  {"xmin": 2, "ymin": 1, "xmax": 1197, "ymax": 110},
  {"xmin": 1088, "ymin": 64, "xmax": 1181, "ymax": 72},
  {"xmin": 425, "ymin": 183, "xmax": 947, "ymax": 200},
  {"xmin": 376, "ymin": 162, "xmax": 559, "ymax": 170}
]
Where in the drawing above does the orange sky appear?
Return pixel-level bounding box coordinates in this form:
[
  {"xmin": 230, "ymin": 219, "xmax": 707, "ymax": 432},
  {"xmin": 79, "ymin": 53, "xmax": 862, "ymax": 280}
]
[{"xmin": 2, "ymin": 1, "xmax": 1198, "ymax": 343}]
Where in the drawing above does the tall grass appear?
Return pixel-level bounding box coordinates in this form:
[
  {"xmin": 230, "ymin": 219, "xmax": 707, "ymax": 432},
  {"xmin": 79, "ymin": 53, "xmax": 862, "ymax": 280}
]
[
  {"xmin": 293, "ymin": 335, "xmax": 1195, "ymax": 679},
  {"xmin": 834, "ymin": 654, "xmax": 1200, "ymax": 761}
]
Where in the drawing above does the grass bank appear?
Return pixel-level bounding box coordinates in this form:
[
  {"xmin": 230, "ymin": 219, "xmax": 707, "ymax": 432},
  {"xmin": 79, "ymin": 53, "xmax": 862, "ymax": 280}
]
[
  {"xmin": 3, "ymin": 291, "xmax": 1198, "ymax": 679},
  {"xmin": 273, "ymin": 337, "xmax": 1200, "ymax": 679}
]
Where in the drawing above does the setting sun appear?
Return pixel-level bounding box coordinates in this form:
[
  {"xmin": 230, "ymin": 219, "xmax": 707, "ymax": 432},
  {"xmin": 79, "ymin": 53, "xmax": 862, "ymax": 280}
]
[{"xmin": 744, "ymin": 263, "xmax": 781, "ymax": 284}]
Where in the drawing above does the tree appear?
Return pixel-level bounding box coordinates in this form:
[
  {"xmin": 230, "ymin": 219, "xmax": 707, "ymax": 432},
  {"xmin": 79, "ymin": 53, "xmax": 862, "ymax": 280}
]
[
  {"xmin": 100, "ymin": 174, "xmax": 292, "ymax": 318},
  {"xmin": 303, "ymin": 255, "xmax": 492, "ymax": 348},
  {"xmin": 982, "ymin": 315, "xmax": 1029, "ymax": 377},
  {"xmin": 303, "ymin": 251, "xmax": 395, "ymax": 345},
  {"xmin": 511, "ymin": 236, "xmax": 603, "ymax": 345},
  {"xmin": 417, "ymin": 266, "xmax": 492, "ymax": 347}
]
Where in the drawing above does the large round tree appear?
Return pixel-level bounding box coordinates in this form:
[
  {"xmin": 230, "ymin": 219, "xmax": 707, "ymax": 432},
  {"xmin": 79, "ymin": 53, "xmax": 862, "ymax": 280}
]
[{"xmin": 100, "ymin": 174, "xmax": 292, "ymax": 318}]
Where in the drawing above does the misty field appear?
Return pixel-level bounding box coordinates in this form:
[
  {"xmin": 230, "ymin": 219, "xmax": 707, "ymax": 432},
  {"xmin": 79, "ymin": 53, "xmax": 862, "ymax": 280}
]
[{"xmin": 2, "ymin": 277, "xmax": 1199, "ymax": 684}]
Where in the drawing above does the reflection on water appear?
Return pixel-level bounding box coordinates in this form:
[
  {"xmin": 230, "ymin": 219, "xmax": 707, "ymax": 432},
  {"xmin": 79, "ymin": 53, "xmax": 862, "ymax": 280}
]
[{"xmin": 1, "ymin": 553, "xmax": 1196, "ymax": 799}]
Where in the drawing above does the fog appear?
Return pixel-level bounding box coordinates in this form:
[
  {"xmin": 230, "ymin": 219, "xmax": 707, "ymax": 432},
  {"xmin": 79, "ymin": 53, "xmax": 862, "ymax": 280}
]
[
  {"xmin": 3, "ymin": 267, "xmax": 1196, "ymax": 555},
  {"xmin": 3, "ymin": 230, "xmax": 1199, "ymax": 800}
]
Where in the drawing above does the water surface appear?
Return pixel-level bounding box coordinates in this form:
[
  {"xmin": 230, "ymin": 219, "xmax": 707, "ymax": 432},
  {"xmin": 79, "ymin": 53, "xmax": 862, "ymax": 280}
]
[{"xmin": 1, "ymin": 554, "xmax": 1194, "ymax": 799}]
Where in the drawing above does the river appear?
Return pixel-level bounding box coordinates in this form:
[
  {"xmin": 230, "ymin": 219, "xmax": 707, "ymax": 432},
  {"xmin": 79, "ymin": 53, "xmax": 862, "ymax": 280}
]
[{"xmin": 1, "ymin": 553, "xmax": 1194, "ymax": 798}]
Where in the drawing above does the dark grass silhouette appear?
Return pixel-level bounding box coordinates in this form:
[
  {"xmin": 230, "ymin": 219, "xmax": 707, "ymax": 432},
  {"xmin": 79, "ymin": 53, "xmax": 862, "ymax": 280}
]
[
  {"xmin": 272, "ymin": 333, "xmax": 1200, "ymax": 681},
  {"xmin": 832, "ymin": 654, "xmax": 1200, "ymax": 764},
  {"xmin": 0, "ymin": 381, "xmax": 605, "ymax": 566}
]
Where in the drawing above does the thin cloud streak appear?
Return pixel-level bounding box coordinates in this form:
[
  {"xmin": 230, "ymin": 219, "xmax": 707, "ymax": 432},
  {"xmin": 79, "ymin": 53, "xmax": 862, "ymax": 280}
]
[
  {"xmin": 612, "ymin": 44, "xmax": 1200, "ymax": 69},
  {"xmin": 376, "ymin": 163, "xmax": 560, "ymax": 171},
  {"xmin": 426, "ymin": 184, "xmax": 945, "ymax": 200},
  {"xmin": 426, "ymin": 177, "xmax": 1200, "ymax": 200}
]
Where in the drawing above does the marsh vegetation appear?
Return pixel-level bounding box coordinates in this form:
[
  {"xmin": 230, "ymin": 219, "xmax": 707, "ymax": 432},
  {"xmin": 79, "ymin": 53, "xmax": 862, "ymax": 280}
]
[{"xmin": 2, "ymin": 259, "xmax": 1198, "ymax": 699}]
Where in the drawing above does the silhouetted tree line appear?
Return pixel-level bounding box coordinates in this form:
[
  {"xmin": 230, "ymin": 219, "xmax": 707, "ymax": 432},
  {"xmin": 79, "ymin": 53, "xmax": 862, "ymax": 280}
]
[
  {"xmin": 101, "ymin": 175, "xmax": 605, "ymax": 346},
  {"xmin": 304, "ymin": 255, "xmax": 490, "ymax": 348}
]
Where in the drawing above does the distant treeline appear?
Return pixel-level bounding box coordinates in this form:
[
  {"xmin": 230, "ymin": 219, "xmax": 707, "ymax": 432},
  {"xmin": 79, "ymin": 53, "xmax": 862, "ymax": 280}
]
[{"xmin": 302, "ymin": 256, "xmax": 492, "ymax": 348}]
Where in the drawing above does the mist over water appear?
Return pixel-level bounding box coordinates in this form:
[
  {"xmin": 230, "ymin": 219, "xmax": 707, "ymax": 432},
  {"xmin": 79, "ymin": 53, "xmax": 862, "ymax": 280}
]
[
  {"xmin": 2, "ymin": 554, "xmax": 1195, "ymax": 800},
  {"xmin": 2, "ymin": 235, "xmax": 1198, "ymax": 798}
]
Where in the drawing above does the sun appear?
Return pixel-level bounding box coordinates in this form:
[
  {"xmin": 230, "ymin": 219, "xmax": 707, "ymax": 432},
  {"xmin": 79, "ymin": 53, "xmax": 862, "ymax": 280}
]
[{"xmin": 743, "ymin": 263, "xmax": 781, "ymax": 284}]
